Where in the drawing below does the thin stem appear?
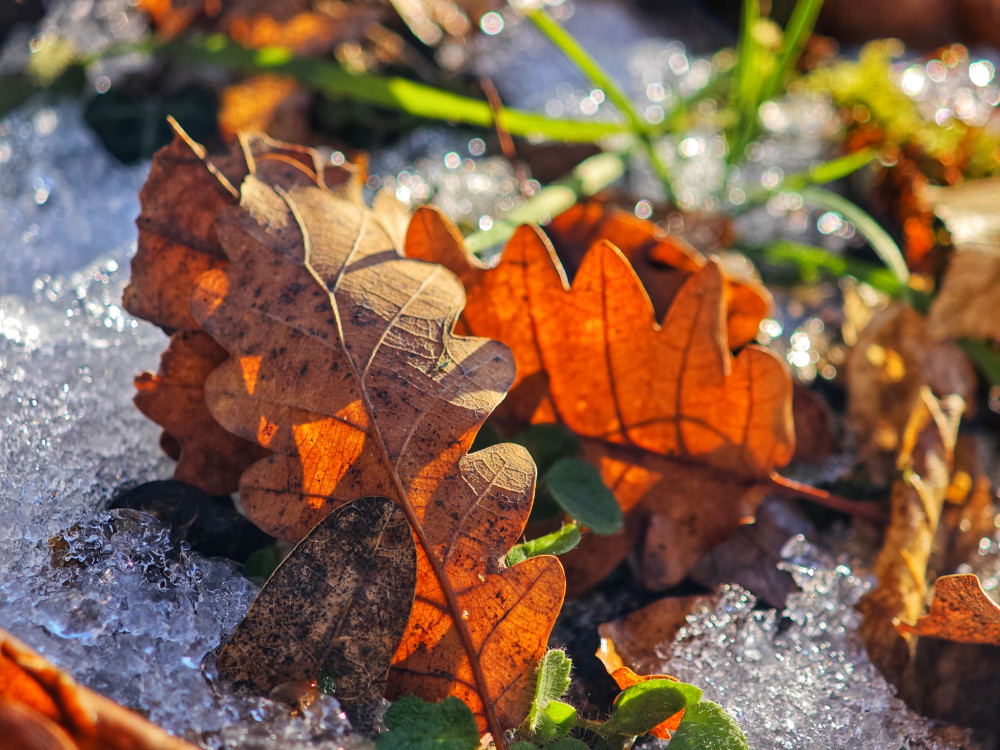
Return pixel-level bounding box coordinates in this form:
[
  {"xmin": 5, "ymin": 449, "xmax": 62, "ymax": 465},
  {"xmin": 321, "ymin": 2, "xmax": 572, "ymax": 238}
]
[
  {"xmin": 768, "ymin": 472, "xmax": 888, "ymax": 522},
  {"xmin": 740, "ymin": 240, "xmax": 909, "ymax": 299},
  {"xmin": 524, "ymin": 8, "xmax": 647, "ymax": 137},
  {"xmin": 760, "ymin": 0, "xmax": 826, "ymax": 103}
]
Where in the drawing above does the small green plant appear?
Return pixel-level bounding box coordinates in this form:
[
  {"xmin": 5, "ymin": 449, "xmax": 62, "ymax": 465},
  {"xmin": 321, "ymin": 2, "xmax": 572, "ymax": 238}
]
[{"xmin": 376, "ymin": 650, "xmax": 747, "ymax": 750}]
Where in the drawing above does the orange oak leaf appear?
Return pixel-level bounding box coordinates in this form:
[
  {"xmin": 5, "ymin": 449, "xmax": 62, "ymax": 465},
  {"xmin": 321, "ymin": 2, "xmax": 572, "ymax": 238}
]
[
  {"xmin": 0, "ymin": 628, "xmax": 199, "ymax": 750},
  {"xmin": 176, "ymin": 140, "xmax": 564, "ymax": 743},
  {"xmin": 126, "ymin": 126, "xmax": 358, "ymax": 494},
  {"xmin": 898, "ymin": 574, "xmax": 1000, "ymax": 645},
  {"xmin": 133, "ymin": 330, "xmax": 270, "ymax": 495},
  {"xmin": 610, "ymin": 667, "xmax": 684, "ymax": 739},
  {"xmin": 405, "ymin": 206, "xmax": 795, "ymax": 591},
  {"xmin": 544, "ymin": 201, "xmax": 771, "ymax": 348}
]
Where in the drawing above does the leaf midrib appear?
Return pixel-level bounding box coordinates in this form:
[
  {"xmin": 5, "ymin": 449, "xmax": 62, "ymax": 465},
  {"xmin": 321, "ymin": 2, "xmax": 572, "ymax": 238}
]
[{"xmin": 281, "ymin": 186, "xmax": 509, "ymax": 747}]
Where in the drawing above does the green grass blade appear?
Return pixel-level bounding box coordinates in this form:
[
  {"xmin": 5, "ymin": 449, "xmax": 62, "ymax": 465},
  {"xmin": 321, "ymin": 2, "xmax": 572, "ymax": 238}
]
[
  {"xmin": 169, "ymin": 35, "xmax": 630, "ymax": 143},
  {"xmin": 737, "ymin": 148, "xmax": 877, "ymax": 211},
  {"xmin": 799, "ymin": 186, "xmax": 910, "ymax": 283},
  {"xmin": 742, "ymin": 240, "xmax": 908, "ymax": 297},
  {"xmin": 760, "ymin": 0, "xmax": 825, "ymax": 103},
  {"xmin": 524, "ymin": 8, "xmax": 645, "ymax": 135},
  {"xmin": 464, "ymin": 150, "xmax": 627, "ymax": 254},
  {"xmin": 523, "ymin": 9, "xmax": 675, "ymax": 201},
  {"xmin": 785, "ymin": 147, "xmax": 876, "ymax": 190},
  {"xmin": 727, "ymin": 0, "xmax": 762, "ymax": 164}
]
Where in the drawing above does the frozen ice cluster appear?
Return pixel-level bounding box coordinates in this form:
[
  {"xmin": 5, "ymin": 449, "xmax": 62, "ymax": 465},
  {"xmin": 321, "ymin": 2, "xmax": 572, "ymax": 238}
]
[
  {"xmin": 0, "ymin": 102, "xmax": 363, "ymax": 749},
  {"xmin": 0, "ymin": 102, "xmax": 148, "ymax": 297},
  {"xmin": 655, "ymin": 536, "xmax": 965, "ymax": 750}
]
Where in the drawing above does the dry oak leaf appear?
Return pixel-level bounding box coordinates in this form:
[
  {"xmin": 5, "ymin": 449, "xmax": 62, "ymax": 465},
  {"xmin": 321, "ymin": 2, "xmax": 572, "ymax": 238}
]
[
  {"xmin": 182, "ymin": 149, "xmax": 564, "ymax": 743},
  {"xmin": 921, "ymin": 179, "xmax": 1000, "ymax": 345},
  {"xmin": 126, "ymin": 127, "xmax": 359, "ymax": 495},
  {"xmin": 846, "ymin": 303, "xmax": 975, "ymax": 484},
  {"xmin": 405, "ymin": 206, "xmax": 794, "ymax": 591},
  {"xmin": 898, "ymin": 574, "xmax": 1000, "ymax": 645},
  {"xmin": 858, "ymin": 386, "xmax": 965, "ymax": 688},
  {"xmin": 134, "ymin": 330, "xmax": 270, "ymax": 494},
  {"xmin": 0, "ymin": 628, "xmax": 198, "ymax": 750},
  {"xmin": 596, "ymin": 595, "xmax": 711, "ymax": 677}
]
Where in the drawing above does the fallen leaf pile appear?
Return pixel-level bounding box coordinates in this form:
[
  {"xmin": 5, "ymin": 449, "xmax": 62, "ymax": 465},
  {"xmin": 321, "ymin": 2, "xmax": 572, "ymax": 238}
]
[
  {"xmin": 128, "ymin": 124, "xmax": 564, "ymax": 745},
  {"xmin": 124, "ymin": 124, "xmax": 1000, "ymax": 746},
  {"xmin": 405, "ymin": 202, "xmax": 796, "ymax": 592}
]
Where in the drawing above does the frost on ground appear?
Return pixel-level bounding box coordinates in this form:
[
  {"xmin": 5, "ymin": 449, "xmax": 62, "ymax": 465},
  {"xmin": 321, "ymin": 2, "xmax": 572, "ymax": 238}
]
[
  {"xmin": 653, "ymin": 536, "xmax": 968, "ymax": 750},
  {"xmin": 0, "ymin": 102, "xmax": 148, "ymax": 296},
  {"xmin": 0, "ymin": 103, "xmax": 363, "ymax": 749}
]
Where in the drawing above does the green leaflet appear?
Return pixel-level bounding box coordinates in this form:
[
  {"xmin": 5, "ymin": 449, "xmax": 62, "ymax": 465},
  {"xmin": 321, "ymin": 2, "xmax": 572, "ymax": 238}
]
[
  {"xmin": 376, "ymin": 696, "xmax": 479, "ymax": 750},
  {"xmin": 603, "ymin": 680, "xmax": 702, "ymax": 738},
  {"xmin": 506, "ymin": 524, "xmax": 582, "ymax": 566},
  {"xmin": 542, "ymin": 459, "xmax": 624, "ymax": 535},
  {"xmin": 527, "ymin": 650, "xmax": 575, "ymax": 740},
  {"xmin": 666, "ymin": 701, "xmax": 749, "ymax": 750}
]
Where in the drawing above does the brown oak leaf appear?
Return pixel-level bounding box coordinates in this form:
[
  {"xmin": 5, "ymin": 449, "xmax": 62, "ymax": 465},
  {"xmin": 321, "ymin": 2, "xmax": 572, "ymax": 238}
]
[
  {"xmin": 127, "ymin": 126, "xmax": 359, "ymax": 494},
  {"xmin": 857, "ymin": 386, "xmax": 966, "ymax": 686},
  {"xmin": 134, "ymin": 330, "xmax": 270, "ymax": 495},
  {"xmin": 596, "ymin": 595, "xmax": 711, "ymax": 677},
  {"xmin": 405, "ymin": 205, "xmax": 795, "ymax": 592},
  {"xmin": 172, "ymin": 142, "xmax": 564, "ymax": 743}
]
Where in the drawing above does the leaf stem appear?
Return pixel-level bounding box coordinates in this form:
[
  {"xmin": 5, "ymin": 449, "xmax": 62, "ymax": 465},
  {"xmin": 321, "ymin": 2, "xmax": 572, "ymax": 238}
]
[{"xmin": 767, "ymin": 472, "xmax": 887, "ymax": 522}]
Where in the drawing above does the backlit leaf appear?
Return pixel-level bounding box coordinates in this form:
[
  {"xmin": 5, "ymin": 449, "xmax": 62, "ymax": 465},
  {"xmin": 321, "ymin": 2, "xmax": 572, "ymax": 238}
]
[
  {"xmin": 898, "ymin": 574, "xmax": 1000, "ymax": 645},
  {"xmin": 667, "ymin": 700, "xmax": 748, "ymax": 750},
  {"xmin": 506, "ymin": 524, "xmax": 581, "ymax": 566},
  {"xmin": 405, "ymin": 205, "xmax": 793, "ymax": 592}
]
